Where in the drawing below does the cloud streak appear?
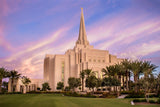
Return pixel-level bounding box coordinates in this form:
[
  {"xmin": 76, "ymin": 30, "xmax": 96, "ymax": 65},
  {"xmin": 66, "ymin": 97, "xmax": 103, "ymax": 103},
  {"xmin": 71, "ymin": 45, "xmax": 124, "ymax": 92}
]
[{"xmin": 0, "ymin": 0, "xmax": 160, "ymax": 79}]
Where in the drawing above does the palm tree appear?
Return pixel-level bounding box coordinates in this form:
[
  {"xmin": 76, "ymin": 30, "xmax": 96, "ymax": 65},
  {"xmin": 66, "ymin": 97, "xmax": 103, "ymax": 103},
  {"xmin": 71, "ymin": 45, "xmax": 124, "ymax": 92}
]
[
  {"xmin": 102, "ymin": 65, "xmax": 119, "ymax": 92},
  {"xmin": 80, "ymin": 70, "xmax": 85, "ymax": 92},
  {"xmin": 121, "ymin": 59, "xmax": 131, "ymax": 91},
  {"xmin": 115, "ymin": 64, "xmax": 124, "ymax": 92},
  {"xmin": 8, "ymin": 70, "xmax": 21, "ymax": 92},
  {"xmin": 0, "ymin": 67, "xmax": 8, "ymax": 92},
  {"xmin": 83, "ymin": 69, "xmax": 95, "ymax": 90},
  {"xmin": 21, "ymin": 76, "xmax": 31, "ymax": 92},
  {"xmin": 130, "ymin": 60, "xmax": 143, "ymax": 92},
  {"xmin": 142, "ymin": 61, "xmax": 158, "ymax": 79},
  {"xmin": 2, "ymin": 81, "xmax": 8, "ymax": 92},
  {"xmin": 84, "ymin": 69, "xmax": 92, "ymax": 78},
  {"xmin": 156, "ymin": 73, "xmax": 160, "ymax": 94},
  {"xmin": 102, "ymin": 65, "xmax": 116, "ymax": 78}
]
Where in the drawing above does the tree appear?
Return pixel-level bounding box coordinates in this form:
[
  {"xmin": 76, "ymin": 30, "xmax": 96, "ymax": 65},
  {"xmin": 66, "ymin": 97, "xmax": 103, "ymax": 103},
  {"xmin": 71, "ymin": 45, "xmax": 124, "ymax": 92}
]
[
  {"xmin": 68, "ymin": 77, "xmax": 81, "ymax": 91},
  {"xmin": 96, "ymin": 78, "xmax": 102, "ymax": 89},
  {"xmin": 21, "ymin": 76, "xmax": 31, "ymax": 92},
  {"xmin": 102, "ymin": 77, "xmax": 120, "ymax": 93},
  {"xmin": 102, "ymin": 77, "xmax": 112, "ymax": 92},
  {"xmin": 42, "ymin": 82, "xmax": 51, "ymax": 91},
  {"xmin": 86, "ymin": 75, "xmax": 97, "ymax": 92},
  {"xmin": 138, "ymin": 74, "xmax": 156, "ymax": 100},
  {"xmin": 80, "ymin": 70, "xmax": 85, "ymax": 92},
  {"xmin": 155, "ymin": 73, "xmax": 160, "ymax": 94},
  {"xmin": 56, "ymin": 82, "xmax": 64, "ymax": 91},
  {"xmin": 121, "ymin": 59, "xmax": 131, "ymax": 91},
  {"xmin": 102, "ymin": 65, "xmax": 115, "ymax": 77},
  {"xmin": 2, "ymin": 81, "xmax": 8, "ymax": 92},
  {"xmin": 0, "ymin": 67, "xmax": 8, "ymax": 92},
  {"xmin": 64, "ymin": 86, "xmax": 70, "ymax": 91},
  {"xmin": 142, "ymin": 61, "xmax": 158, "ymax": 79},
  {"xmin": 129, "ymin": 60, "xmax": 143, "ymax": 92},
  {"xmin": 102, "ymin": 65, "xmax": 121, "ymax": 91},
  {"xmin": 84, "ymin": 69, "xmax": 92, "ymax": 78},
  {"xmin": 8, "ymin": 70, "xmax": 21, "ymax": 92}
]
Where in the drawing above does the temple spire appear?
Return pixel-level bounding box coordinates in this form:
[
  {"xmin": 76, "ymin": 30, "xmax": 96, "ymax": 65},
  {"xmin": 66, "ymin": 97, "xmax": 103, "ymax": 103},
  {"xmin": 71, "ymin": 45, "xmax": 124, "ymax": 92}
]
[{"xmin": 76, "ymin": 8, "xmax": 89, "ymax": 46}]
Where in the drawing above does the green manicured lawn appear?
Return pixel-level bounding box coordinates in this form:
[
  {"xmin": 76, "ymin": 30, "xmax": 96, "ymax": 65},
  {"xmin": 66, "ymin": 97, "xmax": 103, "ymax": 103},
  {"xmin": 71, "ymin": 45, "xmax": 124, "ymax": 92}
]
[{"xmin": 0, "ymin": 94, "xmax": 159, "ymax": 107}]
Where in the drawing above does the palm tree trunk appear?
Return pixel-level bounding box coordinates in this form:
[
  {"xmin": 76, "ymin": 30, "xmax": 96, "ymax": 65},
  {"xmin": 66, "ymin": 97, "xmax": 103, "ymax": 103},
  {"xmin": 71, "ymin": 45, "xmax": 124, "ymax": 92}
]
[
  {"xmin": 157, "ymin": 85, "xmax": 159, "ymax": 94},
  {"xmin": 115, "ymin": 86, "xmax": 117, "ymax": 92},
  {"xmin": 82, "ymin": 79, "xmax": 84, "ymax": 92},
  {"xmin": 134, "ymin": 75, "xmax": 138, "ymax": 93},
  {"xmin": 122, "ymin": 75, "xmax": 125, "ymax": 91},
  {"xmin": 126, "ymin": 71, "xmax": 128, "ymax": 91},
  {"xmin": 0, "ymin": 79, "xmax": 2, "ymax": 92},
  {"xmin": 118, "ymin": 75, "xmax": 121, "ymax": 92},
  {"xmin": 129, "ymin": 72, "xmax": 131, "ymax": 90},
  {"xmin": 114, "ymin": 86, "xmax": 115, "ymax": 92},
  {"xmin": 11, "ymin": 78, "xmax": 14, "ymax": 92}
]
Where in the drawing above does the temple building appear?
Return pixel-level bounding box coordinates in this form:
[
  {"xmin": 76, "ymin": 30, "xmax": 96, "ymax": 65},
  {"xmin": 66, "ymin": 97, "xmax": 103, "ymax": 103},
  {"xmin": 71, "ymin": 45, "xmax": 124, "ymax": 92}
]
[
  {"xmin": 44, "ymin": 8, "xmax": 123, "ymax": 91},
  {"xmin": 8, "ymin": 8, "xmax": 123, "ymax": 93}
]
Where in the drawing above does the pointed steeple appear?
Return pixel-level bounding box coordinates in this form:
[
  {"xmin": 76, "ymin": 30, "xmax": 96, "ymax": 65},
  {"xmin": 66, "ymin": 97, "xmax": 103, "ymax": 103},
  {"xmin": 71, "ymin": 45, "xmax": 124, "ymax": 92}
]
[{"xmin": 76, "ymin": 8, "xmax": 89, "ymax": 46}]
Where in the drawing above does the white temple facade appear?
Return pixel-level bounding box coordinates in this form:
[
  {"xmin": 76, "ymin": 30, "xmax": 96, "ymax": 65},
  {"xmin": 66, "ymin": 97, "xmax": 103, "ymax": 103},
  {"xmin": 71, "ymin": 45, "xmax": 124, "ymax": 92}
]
[
  {"xmin": 8, "ymin": 9, "xmax": 123, "ymax": 93},
  {"xmin": 44, "ymin": 8, "xmax": 123, "ymax": 91}
]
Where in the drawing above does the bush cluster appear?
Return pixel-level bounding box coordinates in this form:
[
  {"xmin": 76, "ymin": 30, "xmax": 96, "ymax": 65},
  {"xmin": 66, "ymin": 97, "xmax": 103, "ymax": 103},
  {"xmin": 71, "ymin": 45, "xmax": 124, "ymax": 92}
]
[
  {"xmin": 100, "ymin": 92, "xmax": 117, "ymax": 98},
  {"xmin": 157, "ymin": 98, "xmax": 160, "ymax": 104},
  {"xmin": 125, "ymin": 92, "xmax": 145, "ymax": 98},
  {"xmin": 148, "ymin": 94, "xmax": 159, "ymax": 98},
  {"xmin": 63, "ymin": 92, "xmax": 97, "ymax": 98},
  {"xmin": 0, "ymin": 92, "xmax": 22, "ymax": 94},
  {"xmin": 93, "ymin": 91, "xmax": 103, "ymax": 94},
  {"xmin": 149, "ymin": 100, "xmax": 156, "ymax": 103},
  {"xmin": 133, "ymin": 99, "xmax": 147, "ymax": 102},
  {"xmin": 26, "ymin": 91, "xmax": 65, "ymax": 94},
  {"xmin": 133, "ymin": 98, "xmax": 160, "ymax": 104},
  {"xmin": 120, "ymin": 91, "xmax": 134, "ymax": 94}
]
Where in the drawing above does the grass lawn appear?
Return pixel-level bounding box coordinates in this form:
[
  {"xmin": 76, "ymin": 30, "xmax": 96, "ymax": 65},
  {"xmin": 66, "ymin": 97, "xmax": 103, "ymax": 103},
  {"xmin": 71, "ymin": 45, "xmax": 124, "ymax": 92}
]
[{"xmin": 0, "ymin": 94, "xmax": 159, "ymax": 107}]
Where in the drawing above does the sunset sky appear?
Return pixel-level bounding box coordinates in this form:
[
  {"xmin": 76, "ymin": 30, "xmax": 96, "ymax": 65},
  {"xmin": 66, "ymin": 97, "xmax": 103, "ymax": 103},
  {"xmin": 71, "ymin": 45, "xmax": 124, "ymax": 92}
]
[{"xmin": 0, "ymin": 0, "xmax": 160, "ymax": 79}]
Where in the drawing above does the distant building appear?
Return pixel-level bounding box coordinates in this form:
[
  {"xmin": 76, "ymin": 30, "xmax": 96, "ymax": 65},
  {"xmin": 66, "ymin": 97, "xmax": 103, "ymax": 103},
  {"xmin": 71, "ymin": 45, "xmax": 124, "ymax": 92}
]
[
  {"xmin": 8, "ymin": 78, "xmax": 44, "ymax": 93},
  {"xmin": 44, "ymin": 8, "xmax": 123, "ymax": 91}
]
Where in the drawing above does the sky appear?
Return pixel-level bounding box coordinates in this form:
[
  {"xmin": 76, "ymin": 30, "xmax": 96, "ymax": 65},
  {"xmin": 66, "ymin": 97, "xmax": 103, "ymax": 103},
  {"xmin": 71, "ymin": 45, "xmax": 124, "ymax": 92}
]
[{"xmin": 0, "ymin": 0, "xmax": 160, "ymax": 79}]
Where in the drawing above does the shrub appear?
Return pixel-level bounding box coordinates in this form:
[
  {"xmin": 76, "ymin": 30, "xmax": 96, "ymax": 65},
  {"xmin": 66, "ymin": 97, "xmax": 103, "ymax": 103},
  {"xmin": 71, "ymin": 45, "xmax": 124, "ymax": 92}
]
[
  {"xmin": 94, "ymin": 91, "xmax": 103, "ymax": 94},
  {"xmin": 133, "ymin": 99, "xmax": 141, "ymax": 102},
  {"xmin": 149, "ymin": 100, "xmax": 156, "ymax": 103},
  {"xmin": 125, "ymin": 94, "xmax": 145, "ymax": 98},
  {"xmin": 63, "ymin": 92, "xmax": 96, "ymax": 98},
  {"xmin": 148, "ymin": 94, "xmax": 159, "ymax": 98},
  {"xmin": 157, "ymin": 98, "xmax": 160, "ymax": 104},
  {"xmin": 125, "ymin": 92, "xmax": 145, "ymax": 98},
  {"xmin": 100, "ymin": 92, "xmax": 117, "ymax": 98},
  {"xmin": 64, "ymin": 86, "xmax": 70, "ymax": 91},
  {"xmin": 141, "ymin": 99, "xmax": 147, "ymax": 102},
  {"xmin": 121, "ymin": 91, "xmax": 134, "ymax": 94},
  {"xmin": 5, "ymin": 92, "xmax": 22, "ymax": 94},
  {"xmin": 133, "ymin": 99, "xmax": 147, "ymax": 102},
  {"xmin": 26, "ymin": 91, "xmax": 65, "ymax": 94}
]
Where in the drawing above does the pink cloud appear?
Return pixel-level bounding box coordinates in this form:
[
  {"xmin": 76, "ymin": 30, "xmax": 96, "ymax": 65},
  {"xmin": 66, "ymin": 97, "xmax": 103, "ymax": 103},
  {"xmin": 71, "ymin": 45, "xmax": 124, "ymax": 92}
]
[
  {"xmin": 0, "ymin": 23, "xmax": 76, "ymax": 79},
  {"xmin": 0, "ymin": 25, "xmax": 13, "ymax": 51},
  {"xmin": 119, "ymin": 41, "xmax": 160, "ymax": 59}
]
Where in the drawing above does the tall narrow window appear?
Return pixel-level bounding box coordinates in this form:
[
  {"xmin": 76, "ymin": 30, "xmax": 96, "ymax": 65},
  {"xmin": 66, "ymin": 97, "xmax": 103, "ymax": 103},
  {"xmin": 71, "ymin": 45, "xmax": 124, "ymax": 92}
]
[{"xmin": 62, "ymin": 62, "xmax": 64, "ymax": 82}]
